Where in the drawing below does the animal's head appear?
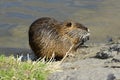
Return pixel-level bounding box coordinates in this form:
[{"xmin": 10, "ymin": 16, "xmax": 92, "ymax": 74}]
[{"xmin": 60, "ymin": 21, "xmax": 90, "ymax": 49}]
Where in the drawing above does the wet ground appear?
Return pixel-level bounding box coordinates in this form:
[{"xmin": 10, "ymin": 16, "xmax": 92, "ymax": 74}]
[
  {"xmin": 48, "ymin": 43, "xmax": 120, "ymax": 80},
  {"xmin": 0, "ymin": 42, "xmax": 120, "ymax": 80}
]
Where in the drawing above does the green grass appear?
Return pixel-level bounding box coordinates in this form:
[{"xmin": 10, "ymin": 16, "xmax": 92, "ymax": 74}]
[{"xmin": 0, "ymin": 55, "xmax": 51, "ymax": 80}]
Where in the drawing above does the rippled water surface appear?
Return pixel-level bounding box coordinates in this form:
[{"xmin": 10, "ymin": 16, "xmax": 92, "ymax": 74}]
[{"xmin": 0, "ymin": 0, "xmax": 120, "ymax": 48}]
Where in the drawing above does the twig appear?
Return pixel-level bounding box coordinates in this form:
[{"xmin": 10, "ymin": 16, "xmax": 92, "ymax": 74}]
[{"xmin": 59, "ymin": 44, "xmax": 74, "ymax": 65}]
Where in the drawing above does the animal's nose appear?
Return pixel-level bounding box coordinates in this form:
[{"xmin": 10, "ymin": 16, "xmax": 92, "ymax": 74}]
[
  {"xmin": 83, "ymin": 36, "xmax": 89, "ymax": 42},
  {"xmin": 86, "ymin": 36, "xmax": 89, "ymax": 40},
  {"xmin": 83, "ymin": 32, "xmax": 90, "ymax": 41}
]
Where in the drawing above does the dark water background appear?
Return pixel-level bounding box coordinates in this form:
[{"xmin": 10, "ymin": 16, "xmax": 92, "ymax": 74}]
[{"xmin": 0, "ymin": 0, "xmax": 120, "ymax": 48}]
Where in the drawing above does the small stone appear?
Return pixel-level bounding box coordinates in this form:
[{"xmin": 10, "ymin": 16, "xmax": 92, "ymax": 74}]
[
  {"xmin": 107, "ymin": 73, "xmax": 116, "ymax": 80},
  {"xmin": 111, "ymin": 58, "xmax": 120, "ymax": 63},
  {"xmin": 95, "ymin": 50, "xmax": 113, "ymax": 59},
  {"xmin": 109, "ymin": 44, "xmax": 120, "ymax": 53}
]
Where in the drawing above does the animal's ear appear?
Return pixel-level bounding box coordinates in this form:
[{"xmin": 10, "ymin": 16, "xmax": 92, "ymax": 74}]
[{"xmin": 65, "ymin": 22, "xmax": 72, "ymax": 27}]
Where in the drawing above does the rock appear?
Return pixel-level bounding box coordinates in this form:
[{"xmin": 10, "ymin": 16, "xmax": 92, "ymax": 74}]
[
  {"xmin": 94, "ymin": 43, "xmax": 120, "ymax": 59},
  {"xmin": 109, "ymin": 43, "xmax": 120, "ymax": 53},
  {"xmin": 95, "ymin": 50, "xmax": 112, "ymax": 59},
  {"xmin": 111, "ymin": 53, "xmax": 120, "ymax": 63},
  {"xmin": 107, "ymin": 74, "xmax": 116, "ymax": 80}
]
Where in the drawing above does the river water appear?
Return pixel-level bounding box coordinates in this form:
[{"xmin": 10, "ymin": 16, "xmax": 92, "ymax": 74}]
[{"xmin": 0, "ymin": 0, "xmax": 120, "ymax": 48}]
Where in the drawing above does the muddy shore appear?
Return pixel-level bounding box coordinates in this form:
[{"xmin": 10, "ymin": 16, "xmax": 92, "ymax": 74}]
[
  {"xmin": 48, "ymin": 42, "xmax": 120, "ymax": 80},
  {"xmin": 0, "ymin": 42, "xmax": 120, "ymax": 80}
]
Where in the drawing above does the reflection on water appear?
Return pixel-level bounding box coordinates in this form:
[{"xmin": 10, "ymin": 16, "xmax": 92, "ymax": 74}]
[{"xmin": 0, "ymin": 0, "xmax": 120, "ymax": 48}]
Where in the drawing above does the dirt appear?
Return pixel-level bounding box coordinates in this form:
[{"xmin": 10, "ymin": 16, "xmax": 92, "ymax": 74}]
[
  {"xmin": 0, "ymin": 42, "xmax": 120, "ymax": 80},
  {"xmin": 48, "ymin": 43, "xmax": 120, "ymax": 80}
]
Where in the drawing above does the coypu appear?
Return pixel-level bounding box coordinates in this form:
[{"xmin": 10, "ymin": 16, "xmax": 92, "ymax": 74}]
[{"xmin": 29, "ymin": 17, "xmax": 90, "ymax": 60}]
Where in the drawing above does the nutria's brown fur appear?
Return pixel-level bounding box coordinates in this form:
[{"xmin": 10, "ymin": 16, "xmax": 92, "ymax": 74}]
[{"xmin": 29, "ymin": 17, "xmax": 90, "ymax": 60}]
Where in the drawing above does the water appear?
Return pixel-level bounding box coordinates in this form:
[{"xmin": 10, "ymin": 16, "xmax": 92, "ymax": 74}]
[{"xmin": 0, "ymin": 0, "xmax": 120, "ymax": 48}]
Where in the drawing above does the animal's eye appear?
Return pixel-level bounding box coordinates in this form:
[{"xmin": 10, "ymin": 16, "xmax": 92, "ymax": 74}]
[{"xmin": 66, "ymin": 22, "xmax": 72, "ymax": 27}]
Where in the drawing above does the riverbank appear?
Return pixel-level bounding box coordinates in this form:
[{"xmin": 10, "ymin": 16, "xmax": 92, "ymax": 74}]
[
  {"xmin": 48, "ymin": 42, "xmax": 120, "ymax": 80},
  {"xmin": 0, "ymin": 42, "xmax": 120, "ymax": 80}
]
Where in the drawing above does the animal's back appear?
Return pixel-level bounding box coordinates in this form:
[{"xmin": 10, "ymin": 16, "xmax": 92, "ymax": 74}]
[
  {"xmin": 29, "ymin": 17, "xmax": 90, "ymax": 60},
  {"xmin": 29, "ymin": 17, "xmax": 65, "ymax": 60}
]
